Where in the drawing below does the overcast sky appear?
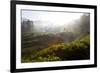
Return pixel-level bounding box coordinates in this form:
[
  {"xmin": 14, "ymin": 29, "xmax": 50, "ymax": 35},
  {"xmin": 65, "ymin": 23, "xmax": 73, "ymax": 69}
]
[{"xmin": 22, "ymin": 10, "xmax": 84, "ymax": 26}]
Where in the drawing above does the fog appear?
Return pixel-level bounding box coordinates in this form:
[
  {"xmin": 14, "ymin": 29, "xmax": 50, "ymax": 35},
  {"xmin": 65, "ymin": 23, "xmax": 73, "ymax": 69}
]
[
  {"xmin": 22, "ymin": 10, "xmax": 83, "ymax": 26},
  {"xmin": 21, "ymin": 10, "xmax": 90, "ymax": 34}
]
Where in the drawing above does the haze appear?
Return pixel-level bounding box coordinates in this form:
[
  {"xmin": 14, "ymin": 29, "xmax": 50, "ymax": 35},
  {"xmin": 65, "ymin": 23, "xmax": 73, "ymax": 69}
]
[{"xmin": 22, "ymin": 10, "xmax": 84, "ymax": 27}]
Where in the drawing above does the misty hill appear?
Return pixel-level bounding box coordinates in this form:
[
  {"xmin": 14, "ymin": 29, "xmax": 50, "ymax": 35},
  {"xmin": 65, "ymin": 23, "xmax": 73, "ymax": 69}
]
[{"xmin": 21, "ymin": 14, "xmax": 90, "ymax": 63}]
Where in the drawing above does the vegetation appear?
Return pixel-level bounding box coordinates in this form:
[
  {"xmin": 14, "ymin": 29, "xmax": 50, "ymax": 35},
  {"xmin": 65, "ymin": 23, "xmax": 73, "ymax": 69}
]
[{"xmin": 21, "ymin": 35, "xmax": 90, "ymax": 63}]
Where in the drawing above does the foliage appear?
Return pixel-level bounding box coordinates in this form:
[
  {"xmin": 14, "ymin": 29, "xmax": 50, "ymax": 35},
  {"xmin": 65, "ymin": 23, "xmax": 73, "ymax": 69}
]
[
  {"xmin": 22, "ymin": 35, "xmax": 90, "ymax": 62},
  {"xmin": 32, "ymin": 55, "xmax": 61, "ymax": 62}
]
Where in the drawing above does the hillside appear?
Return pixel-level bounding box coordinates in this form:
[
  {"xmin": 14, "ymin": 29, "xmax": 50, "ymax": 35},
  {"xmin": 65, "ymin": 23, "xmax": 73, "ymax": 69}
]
[{"xmin": 21, "ymin": 35, "xmax": 90, "ymax": 63}]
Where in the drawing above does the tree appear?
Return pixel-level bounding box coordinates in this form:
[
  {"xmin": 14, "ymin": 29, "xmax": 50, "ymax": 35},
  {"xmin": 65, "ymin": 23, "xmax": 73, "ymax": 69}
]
[
  {"xmin": 79, "ymin": 14, "xmax": 90, "ymax": 34},
  {"xmin": 21, "ymin": 18, "xmax": 34, "ymax": 33}
]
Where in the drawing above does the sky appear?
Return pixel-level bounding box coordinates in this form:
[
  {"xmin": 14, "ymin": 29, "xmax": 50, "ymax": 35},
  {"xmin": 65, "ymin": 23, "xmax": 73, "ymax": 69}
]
[{"xmin": 21, "ymin": 10, "xmax": 84, "ymax": 27}]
